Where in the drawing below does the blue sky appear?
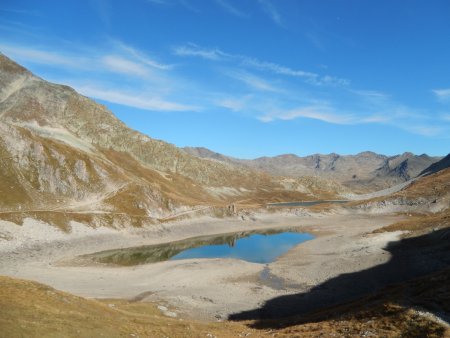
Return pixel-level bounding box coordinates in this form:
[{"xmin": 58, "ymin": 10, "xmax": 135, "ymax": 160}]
[{"xmin": 1, "ymin": 0, "xmax": 449, "ymax": 158}]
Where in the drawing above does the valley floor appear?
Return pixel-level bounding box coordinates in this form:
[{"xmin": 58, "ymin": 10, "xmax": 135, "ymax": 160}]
[{"xmin": 1, "ymin": 210, "xmax": 404, "ymax": 321}]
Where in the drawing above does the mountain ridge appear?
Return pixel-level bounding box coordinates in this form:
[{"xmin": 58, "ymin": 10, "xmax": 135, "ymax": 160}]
[
  {"xmin": 183, "ymin": 147, "xmax": 443, "ymax": 192},
  {"xmin": 419, "ymin": 154, "xmax": 450, "ymax": 177},
  {"xmin": 0, "ymin": 54, "xmax": 348, "ymax": 227}
]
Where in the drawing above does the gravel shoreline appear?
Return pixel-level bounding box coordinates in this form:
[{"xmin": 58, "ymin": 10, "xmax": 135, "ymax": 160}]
[{"xmin": 0, "ymin": 211, "xmax": 403, "ymax": 320}]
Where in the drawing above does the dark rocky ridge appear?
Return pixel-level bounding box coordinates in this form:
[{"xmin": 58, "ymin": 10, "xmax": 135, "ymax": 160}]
[{"xmin": 419, "ymin": 154, "xmax": 450, "ymax": 177}]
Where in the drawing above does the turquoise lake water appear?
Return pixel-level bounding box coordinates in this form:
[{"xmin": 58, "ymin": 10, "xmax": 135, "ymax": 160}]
[
  {"xmin": 171, "ymin": 231, "xmax": 314, "ymax": 264},
  {"xmin": 83, "ymin": 229, "xmax": 314, "ymax": 266}
]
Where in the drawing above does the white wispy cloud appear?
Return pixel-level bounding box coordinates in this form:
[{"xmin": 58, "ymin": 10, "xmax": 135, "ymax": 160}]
[
  {"xmin": 0, "ymin": 42, "xmax": 172, "ymax": 78},
  {"xmin": 216, "ymin": 95, "xmax": 252, "ymax": 112},
  {"xmin": 112, "ymin": 40, "xmax": 173, "ymax": 70},
  {"xmin": 359, "ymin": 114, "xmax": 392, "ymax": 123},
  {"xmin": 174, "ymin": 44, "xmax": 224, "ymax": 60},
  {"xmin": 241, "ymin": 57, "xmax": 316, "ymax": 78},
  {"xmin": 257, "ymin": 0, "xmax": 284, "ymax": 27},
  {"xmin": 216, "ymin": 90, "xmax": 445, "ymax": 138},
  {"xmin": 351, "ymin": 90, "xmax": 388, "ymax": 99},
  {"xmin": 227, "ymin": 70, "xmax": 281, "ymax": 92},
  {"xmin": 3, "ymin": 39, "xmax": 447, "ymax": 138},
  {"xmin": 403, "ymin": 125, "xmax": 443, "ymax": 137},
  {"xmin": 259, "ymin": 105, "xmax": 357, "ymax": 124},
  {"xmin": 0, "ymin": 19, "xmax": 47, "ymax": 40},
  {"xmin": 75, "ymin": 85, "xmax": 198, "ymax": 112},
  {"xmin": 241, "ymin": 57, "xmax": 349, "ymax": 86},
  {"xmin": 0, "ymin": 7, "xmax": 41, "ymax": 16},
  {"xmin": 257, "ymin": 104, "xmax": 445, "ymax": 137},
  {"xmin": 214, "ymin": 0, "xmax": 246, "ymax": 18},
  {"xmin": 172, "ymin": 43, "xmax": 229, "ymax": 60},
  {"xmin": 0, "ymin": 44, "xmax": 90, "ymax": 69},
  {"xmin": 173, "ymin": 44, "xmax": 349, "ymax": 87},
  {"xmin": 433, "ymin": 88, "xmax": 450, "ymax": 101},
  {"xmin": 261, "ymin": 106, "xmax": 355, "ymax": 124},
  {"xmin": 102, "ymin": 55, "xmax": 152, "ymax": 77}
]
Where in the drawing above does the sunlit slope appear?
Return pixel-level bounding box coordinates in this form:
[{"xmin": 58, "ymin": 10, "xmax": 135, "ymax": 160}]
[
  {"xmin": 350, "ymin": 167, "xmax": 450, "ymax": 214},
  {"xmin": 2, "ymin": 268, "xmax": 448, "ymax": 338},
  {"xmin": 0, "ymin": 275, "xmax": 252, "ymax": 338}
]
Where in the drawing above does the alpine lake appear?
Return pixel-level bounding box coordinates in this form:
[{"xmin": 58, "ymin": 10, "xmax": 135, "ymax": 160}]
[{"xmin": 81, "ymin": 228, "xmax": 315, "ymax": 266}]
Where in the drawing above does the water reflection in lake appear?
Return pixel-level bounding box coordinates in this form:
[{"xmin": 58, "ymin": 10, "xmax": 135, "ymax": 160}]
[{"xmin": 82, "ymin": 228, "xmax": 314, "ymax": 266}]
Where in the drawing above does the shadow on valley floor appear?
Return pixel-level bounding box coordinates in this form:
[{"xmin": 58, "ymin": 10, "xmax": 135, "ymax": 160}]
[{"xmin": 229, "ymin": 227, "xmax": 450, "ymax": 329}]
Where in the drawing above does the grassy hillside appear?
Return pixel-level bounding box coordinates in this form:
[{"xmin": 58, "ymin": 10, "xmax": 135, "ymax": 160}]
[
  {"xmin": 2, "ymin": 267, "xmax": 448, "ymax": 337},
  {"xmin": 0, "ymin": 275, "xmax": 253, "ymax": 338}
]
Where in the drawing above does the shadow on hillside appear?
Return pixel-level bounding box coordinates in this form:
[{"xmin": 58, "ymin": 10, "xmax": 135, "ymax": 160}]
[{"xmin": 229, "ymin": 227, "xmax": 450, "ymax": 328}]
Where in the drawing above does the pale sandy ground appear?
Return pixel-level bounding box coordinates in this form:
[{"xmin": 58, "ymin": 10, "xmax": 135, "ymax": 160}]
[{"xmin": 0, "ymin": 210, "xmax": 403, "ymax": 321}]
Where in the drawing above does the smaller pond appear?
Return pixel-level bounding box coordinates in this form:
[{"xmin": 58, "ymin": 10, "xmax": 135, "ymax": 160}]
[
  {"xmin": 267, "ymin": 200, "xmax": 348, "ymax": 207},
  {"xmin": 81, "ymin": 228, "xmax": 314, "ymax": 266}
]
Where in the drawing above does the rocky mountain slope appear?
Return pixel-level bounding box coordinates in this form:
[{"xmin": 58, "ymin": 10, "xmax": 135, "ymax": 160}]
[
  {"xmin": 419, "ymin": 153, "xmax": 450, "ymax": 177},
  {"xmin": 348, "ymin": 163, "xmax": 450, "ymax": 217},
  {"xmin": 183, "ymin": 147, "xmax": 442, "ymax": 192},
  {"xmin": 0, "ymin": 54, "xmax": 347, "ymax": 226}
]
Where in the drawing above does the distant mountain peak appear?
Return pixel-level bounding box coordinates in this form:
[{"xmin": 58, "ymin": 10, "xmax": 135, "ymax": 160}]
[
  {"xmin": 184, "ymin": 146, "xmax": 443, "ymax": 193},
  {"xmin": 356, "ymin": 151, "xmax": 383, "ymax": 157},
  {"xmin": 401, "ymin": 151, "xmax": 415, "ymax": 157}
]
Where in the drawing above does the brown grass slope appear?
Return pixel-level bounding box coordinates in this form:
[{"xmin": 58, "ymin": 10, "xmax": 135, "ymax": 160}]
[
  {"xmin": 390, "ymin": 167, "xmax": 450, "ymax": 201},
  {"xmin": 0, "ymin": 275, "xmax": 255, "ymax": 338},
  {"xmin": 366, "ymin": 167, "xmax": 450, "ymax": 235},
  {"xmin": 1, "ymin": 268, "xmax": 449, "ymax": 337},
  {"xmin": 349, "ymin": 167, "xmax": 450, "ymax": 215}
]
